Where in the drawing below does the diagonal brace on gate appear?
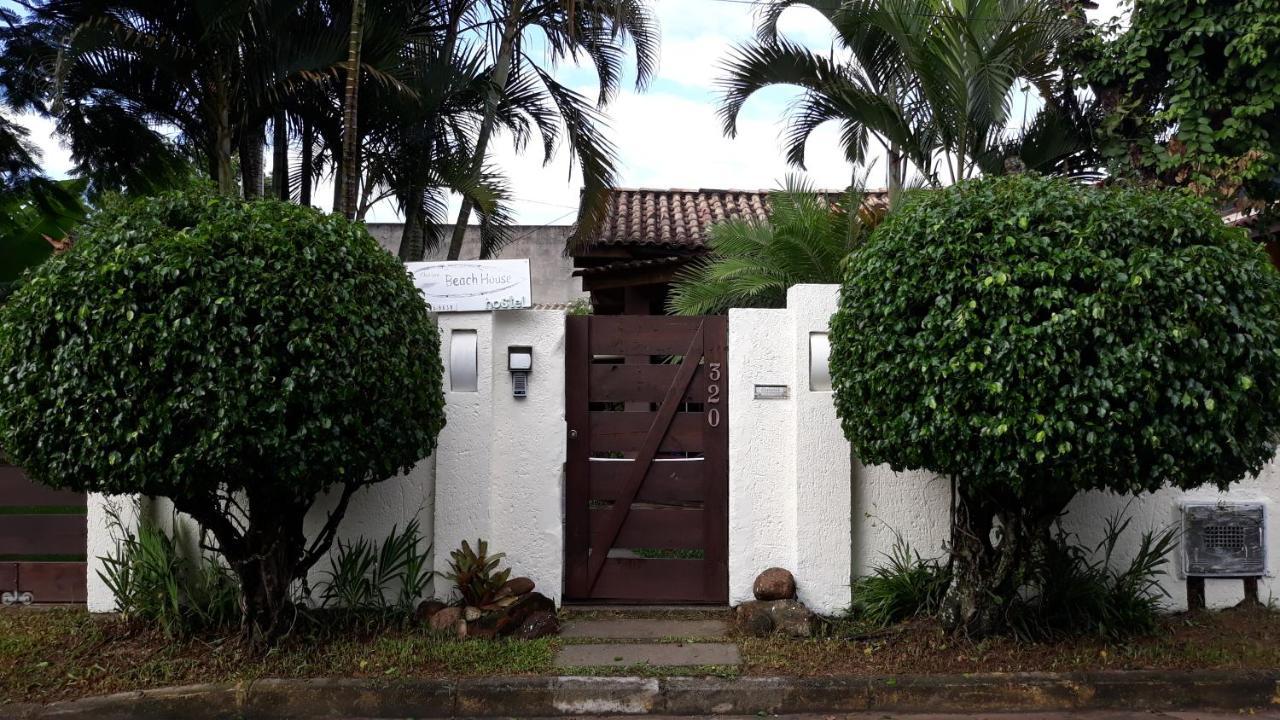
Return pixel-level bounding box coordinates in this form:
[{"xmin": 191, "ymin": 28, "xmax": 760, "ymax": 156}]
[{"xmin": 586, "ymin": 322, "xmax": 705, "ymax": 591}]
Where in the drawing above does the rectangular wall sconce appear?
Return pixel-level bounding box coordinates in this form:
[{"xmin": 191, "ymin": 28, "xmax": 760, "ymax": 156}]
[
  {"xmin": 809, "ymin": 332, "xmax": 832, "ymax": 391},
  {"xmin": 449, "ymin": 329, "xmax": 478, "ymax": 392}
]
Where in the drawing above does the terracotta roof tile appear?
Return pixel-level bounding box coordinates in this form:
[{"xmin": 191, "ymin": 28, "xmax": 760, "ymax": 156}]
[{"xmin": 581, "ymin": 187, "xmax": 888, "ymax": 250}]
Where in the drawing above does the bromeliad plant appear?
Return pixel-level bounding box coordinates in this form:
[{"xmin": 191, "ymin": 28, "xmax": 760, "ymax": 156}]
[{"xmin": 445, "ymin": 539, "xmax": 510, "ymax": 607}]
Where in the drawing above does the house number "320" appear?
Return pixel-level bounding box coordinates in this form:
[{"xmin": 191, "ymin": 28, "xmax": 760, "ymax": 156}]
[{"xmin": 706, "ymin": 362, "xmax": 722, "ymax": 427}]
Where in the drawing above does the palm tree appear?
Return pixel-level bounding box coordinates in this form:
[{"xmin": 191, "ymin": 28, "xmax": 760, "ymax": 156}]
[
  {"xmin": 667, "ymin": 176, "xmax": 885, "ymax": 316},
  {"xmin": 443, "ymin": 0, "xmax": 660, "ymax": 260},
  {"xmin": 720, "ymin": 0, "xmax": 1084, "ymax": 192},
  {"xmin": 5, "ymin": 0, "xmax": 359, "ymax": 198}
]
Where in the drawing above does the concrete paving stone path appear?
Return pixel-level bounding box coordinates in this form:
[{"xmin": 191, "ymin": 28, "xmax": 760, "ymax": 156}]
[
  {"xmin": 554, "ymin": 616, "xmax": 739, "ymax": 669},
  {"xmin": 559, "ymin": 618, "xmax": 730, "ymax": 639}
]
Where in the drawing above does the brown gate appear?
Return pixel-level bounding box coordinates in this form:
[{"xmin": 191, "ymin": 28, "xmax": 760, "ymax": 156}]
[
  {"xmin": 0, "ymin": 464, "xmax": 87, "ymax": 604},
  {"xmin": 564, "ymin": 316, "xmax": 728, "ymax": 604}
]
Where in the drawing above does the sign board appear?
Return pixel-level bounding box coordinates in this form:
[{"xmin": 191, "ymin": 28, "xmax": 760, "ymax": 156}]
[{"xmin": 406, "ymin": 259, "xmax": 532, "ymax": 312}]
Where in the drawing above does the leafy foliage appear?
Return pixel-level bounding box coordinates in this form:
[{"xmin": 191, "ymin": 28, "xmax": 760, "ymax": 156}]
[
  {"xmin": 318, "ymin": 520, "xmax": 433, "ymax": 612},
  {"xmin": 667, "ymin": 176, "xmax": 883, "ymax": 315},
  {"xmin": 1013, "ymin": 513, "xmax": 1180, "ymax": 641},
  {"xmin": 831, "ymin": 174, "xmax": 1280, "ymax": 498},
  {"xmin": 0, "ymin": 187, "xmax": 446, "ymax": 643},
  {"xmin": 851, "ymin": 535, "xmax": 950, "ymax": 626},
  {"xmin": 445, "ymin": 539, "xmax": 510, "ymax": 607},
  {"xmin": 97, "ymin": 503, "xmax": 240, "ymax": 637},
  {"xmin": 0, "ymin": 179, "xmax": 89, "ymax": 288},
  {"xmin": 720, "ymin": 0, "xmax": 1090, "ymax": 189},
  {"xmin": 831, "ymin": 174, "xmax": 1280, "ymax": 636},
  {"xmin": 1085, "ymin": 0, "xmax": 1280, "ymax": 206}
]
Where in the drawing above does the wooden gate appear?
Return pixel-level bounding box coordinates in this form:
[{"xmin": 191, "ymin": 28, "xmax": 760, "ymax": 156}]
[
  {"xmin": 0, "ymin": 464, "xmax": 87, "ymax": 604},
  {"xmin": 564, "ymin": 316, "xmax": 728, "ymax": 603}
]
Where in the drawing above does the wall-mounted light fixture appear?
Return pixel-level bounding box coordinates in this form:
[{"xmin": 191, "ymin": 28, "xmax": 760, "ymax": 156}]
[
  {"xmin": 508, "ymin": 346, "xmax": 533, "ymax": 398},
  {"xmin": 449, "ymin": 330, "xmax": 478, "ymax": 393},
  {"xmin": 809, "ymin": 332, "xmax": 832, "ymax": 391}
]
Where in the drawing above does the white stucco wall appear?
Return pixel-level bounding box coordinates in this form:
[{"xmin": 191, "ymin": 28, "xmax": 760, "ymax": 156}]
[
  {"xmin": 728, "ymin": 285, "xmax": 854, "ymax": 614},
  {"xmin": 87, "ymin": 309, "xmax": 567, "ymax": 612},
  {"xmin": 434, "ymin": 310, "xmax": 567, "ymax": 605},
  {"xmin": 729, "ymin": 284, "xmax": 1280, "ymax": 614}
]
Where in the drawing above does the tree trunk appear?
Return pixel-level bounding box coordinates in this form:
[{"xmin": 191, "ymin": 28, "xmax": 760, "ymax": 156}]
[
  {"xmin": 339, "ymin": 0, "xmax": 366, "ymax": 219},
  {"xmin": 272, "ymin": 110, "xmax": 290, "ymax": 201},
  {"xmin": 941, "ymin": 483, "xmax": 1072, "ymax": 638},
  {"xmin": 445, "ymin": 0, "xmax": 525, "ymax": 260},
  {"xmin": 300, "ymin": 122, "xmax": 314, "ymax": 207},
  {"xmin": 232, "ymin": 517, "xmax": 305, "ymax": 645},
  {"xmin": 887, "ymin": 146, "xmax": 904, "ymax": 199},
  {"xmin": 398, "ymin": 184, "xmax": 426, "ymax": 261},
  {"xmin": 240, "ymin": 121, "xmax": 266, "ymax": 200},
  {"xmin": 212, "ymin": 102, "xmax": 236, "ymax": 196}
]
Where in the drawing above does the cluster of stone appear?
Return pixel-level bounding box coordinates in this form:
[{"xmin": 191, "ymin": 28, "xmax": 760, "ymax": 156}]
[
  {"xmin": 417, "ymin": 576, "xmax": 558, "ymax": 640},
  {"xmin": 735, "ymin": 567, "xmax": 816, "ymax": 638}
]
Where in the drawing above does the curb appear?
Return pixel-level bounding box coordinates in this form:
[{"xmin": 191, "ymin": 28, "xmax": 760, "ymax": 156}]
[{"xmin": 6, "ymin": 670, "xmax": 1279, "ymax": 718}]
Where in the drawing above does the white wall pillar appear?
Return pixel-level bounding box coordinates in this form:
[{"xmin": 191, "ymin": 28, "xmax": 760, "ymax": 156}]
[
  {"xmin": 728, "ymin": 285, "xmax": 853, "ymax": 614},
  {"xmin": 488, "ymin": 311, "xmax": 567, "ymax": 605},
  {"xmin": 433, "ymin": 312, "xmax": 497, "ymax": 595}
]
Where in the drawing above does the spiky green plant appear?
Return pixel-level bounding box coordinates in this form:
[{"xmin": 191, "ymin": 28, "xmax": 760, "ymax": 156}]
[
  {"xmin": 318, "ymin": 519, "xmax": 433, "ymax": 613},
  {"xmin": 851, "ymin": 534, "xmax": 950, "ymax": 626},
  {"xmin": 667, "ymin": 176, "xmax": 882, "ymax": 316}
]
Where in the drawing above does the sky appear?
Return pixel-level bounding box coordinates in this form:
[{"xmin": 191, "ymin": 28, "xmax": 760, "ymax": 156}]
[{"xmin": 9, "ymin": 0, "xmax": 1129, "ymax": 226}]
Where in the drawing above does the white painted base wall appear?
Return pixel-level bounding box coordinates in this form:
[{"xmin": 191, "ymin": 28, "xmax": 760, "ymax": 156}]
[
  {"xmin": 729, "ymin": 284, "xmax": 1280, "ymax": 615},
  {"xmin": 85, "ymin": 285, "xmax": 1280, "ymax": 617}
]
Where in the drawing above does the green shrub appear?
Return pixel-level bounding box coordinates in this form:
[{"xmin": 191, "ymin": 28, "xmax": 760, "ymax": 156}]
[
  {"xmin": 98, "ymin": 504, "xmax": 240, "ymax": 636},
  {"xmin": 318, "ymin": 519, "xmax": 433, "ymax": 613},
  {"xmin": 1012, "ymin": 513, "xmax": 1180, "ymax": 641},
  {"xmin": 830, "ymin": 174, "xmax": 1280, "ymax": 636},
  {"xmin": 0, "ymin": 188, "xmax": 446, "ymax": 644},
  {"xmin": 851, "ymin": 535, "xmax": 950, "ymax": 626}
]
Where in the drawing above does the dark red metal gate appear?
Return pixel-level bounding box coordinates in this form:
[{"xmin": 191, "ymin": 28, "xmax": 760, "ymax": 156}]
[
  {"xmin": 0, "ymin": 464, "xmax": 87, "ymax": 604},
  {"xmin": 564, "ymin": 316, "xmax": 728, "ymax": 603}
]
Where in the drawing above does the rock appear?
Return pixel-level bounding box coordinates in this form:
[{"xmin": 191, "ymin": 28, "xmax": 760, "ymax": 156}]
[
  {"xmin": 429, "ymin": 606, "xmax": 463, "ymax": 633},
  {"xmin": 414, "ymin": 599, "xmax": 448, "ymax": 625},
  {"xmin": 464, "ymin": 606, "xmax": 482, "ymax": 622},
  {"xmin": 753, "ymin": 567, "xmax": 797, "ymax": 601},
  {"xmin": 469, "ymin": 625, "xmax": 497, "ymax": 640},
  {"xmin": 514, "ymin": 610, "xmax": 560, "ymax": 640},
  {"xmin": 767, "ymin": 599, "xmax": 816, "ymax": 638},
  {"xmin": 494, "ymin": 576, "xmax": 535, "ymax": 600},
  {"xmin": 479, "ymin": 595, "xmax": 518, "ymax": 612},
  {"xmin": 734, "ymin": 601, "xmax": 775, "ymax": 637},
  {"xmin": 454, "ymin": 618, "xmax": 468, "ymax": 639},
  {"xmin": 495, "ymin": 592, "xmax": 556, "ymax": 637}
]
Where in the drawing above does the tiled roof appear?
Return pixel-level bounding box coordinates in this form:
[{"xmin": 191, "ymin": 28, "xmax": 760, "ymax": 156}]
[
  {"xmin": 573, "ymin": 256, "xmax": 688, "ymax": 276},
  {"xmin": 581, "ymin": 187, "xmax": 888, "ymax": 250}
]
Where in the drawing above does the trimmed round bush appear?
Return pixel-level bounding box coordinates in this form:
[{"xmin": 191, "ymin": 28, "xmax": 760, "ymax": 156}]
[
  {"xmin": 0, "ymin": 189, "xmax": 445, "ymax": 641},
  {"xmin": 829, "ymin": 174, "xmax": 1280, "ymax": 634}
]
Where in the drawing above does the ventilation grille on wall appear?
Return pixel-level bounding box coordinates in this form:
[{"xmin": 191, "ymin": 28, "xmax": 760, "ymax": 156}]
[{"xmin": 1182, "ymin": 502, "xmax": 1266, "ymax": 577}]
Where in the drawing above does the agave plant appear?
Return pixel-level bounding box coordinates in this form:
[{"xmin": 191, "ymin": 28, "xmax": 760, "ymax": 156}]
[{"xmin": 445, "ymin": 538, "xmax": 510, "ymax": 607}]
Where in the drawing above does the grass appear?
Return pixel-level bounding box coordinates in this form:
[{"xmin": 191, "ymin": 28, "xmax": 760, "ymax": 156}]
[
  {"xmin": 739, "ymin": 605, "xmax": 1280, "ymax": 676},
  {"xmin": 6, "ymin": 605, "xmax": 1280, "ymax": 706},
  {"xmin": 0, "ymin": 608, "xmax": 555, "ymax": 705}
]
